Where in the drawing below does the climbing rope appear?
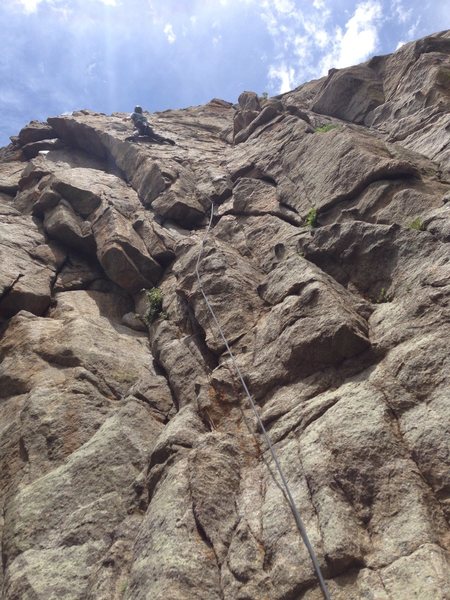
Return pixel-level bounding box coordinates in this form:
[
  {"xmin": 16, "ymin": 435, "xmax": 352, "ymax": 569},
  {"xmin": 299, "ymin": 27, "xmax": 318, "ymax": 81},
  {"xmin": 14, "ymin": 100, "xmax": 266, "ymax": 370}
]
[{"xmin": 194, "ymin": 202, "xmax": 332, "ymax": 600}]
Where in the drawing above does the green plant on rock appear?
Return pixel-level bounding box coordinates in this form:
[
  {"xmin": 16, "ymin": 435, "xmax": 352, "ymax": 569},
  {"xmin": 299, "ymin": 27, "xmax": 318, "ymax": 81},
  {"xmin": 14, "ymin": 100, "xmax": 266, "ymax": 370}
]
[
  {"xmin": 376, "ymin": 287, "xmax": 389, "ymax": 304},
  {"xmin": 144, "ymin": 287, "xmax": 164, "ymax": 325},
  {"xmin": 409, "ymin": 217, "xmax": 425, "ymax": 231},
  {"xmin": 119, "ymin": 579, "xmax": 128, "ymax": 596},
  {"xmin": 315, "ymin": 123, "xmax": 338, "ymax": 133},
  {"xmin": 114, "ymin": 370, "xmax": 136, "ymax": 384},
  {"xmin": 261, "ymin": 91, "xmax": 269, "ymax": 100},
  {"xmin": 305, "ymin": 207, "xmax": 318, "ymax": 228}
]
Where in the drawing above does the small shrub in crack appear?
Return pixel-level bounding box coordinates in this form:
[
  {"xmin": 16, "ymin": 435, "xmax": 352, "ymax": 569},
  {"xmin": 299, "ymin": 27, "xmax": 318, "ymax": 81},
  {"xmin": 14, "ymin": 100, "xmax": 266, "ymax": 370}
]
[
  {"xmin": 315, "ymin": 123, "xmax": 338, "ymax": 133},
  {"xmin": 143, "ymin": 287, "xmax": 164, "ymax": 325},
  {"xmin": 119, "ymin": 579, "xmax": 128, "ymax": 596},
  {"xmin": 305, "ymin": 207, "xmax": 318, "ymax": 228},
  {"xmin": 409, "ymin": 217, "xmax": 425, "ymax": 231},
  {"xmin": 261, "ymin": 91, "xmax": 269, "ymax": 100},
  {"xmin": 375, "ymin": 287, "xmax": 390, "ymax": 304}
]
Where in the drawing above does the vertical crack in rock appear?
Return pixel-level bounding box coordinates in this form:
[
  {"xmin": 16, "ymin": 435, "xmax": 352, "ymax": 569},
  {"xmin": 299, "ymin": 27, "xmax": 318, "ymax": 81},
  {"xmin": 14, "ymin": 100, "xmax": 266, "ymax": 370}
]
[
  {"xmin": 190, "ymin": 483, "xmax": 226, "ymax": 600},
  {"xmin": 0, "ymin": 274, "xmax": 24, "ymax": 309},
  {"xmin": 374, "ymin": 382, "xmax": 450, "ymax": 525}
]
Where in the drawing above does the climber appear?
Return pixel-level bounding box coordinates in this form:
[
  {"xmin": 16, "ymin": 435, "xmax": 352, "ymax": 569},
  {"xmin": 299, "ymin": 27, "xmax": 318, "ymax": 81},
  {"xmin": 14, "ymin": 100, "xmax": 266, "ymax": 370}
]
[
  {"xmin": 131, "ymin": 105, "xmax": 153, "ymax": 136},
  {"xmin": 129, "ymin": 106, "xmax": 175, "ymax": 145}
]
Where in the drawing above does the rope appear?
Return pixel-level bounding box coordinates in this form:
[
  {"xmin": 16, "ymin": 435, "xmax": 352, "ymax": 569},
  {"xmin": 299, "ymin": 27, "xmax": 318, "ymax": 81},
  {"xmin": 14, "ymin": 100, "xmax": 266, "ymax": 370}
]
[{"xmin": 194, "ymin": 202, "xmax": 332, "ymax": 600}]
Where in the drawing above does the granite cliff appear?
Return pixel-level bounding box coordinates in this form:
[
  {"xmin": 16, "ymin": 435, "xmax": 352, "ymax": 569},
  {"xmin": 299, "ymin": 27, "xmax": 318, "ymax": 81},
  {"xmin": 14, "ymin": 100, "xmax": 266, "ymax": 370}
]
[{"xmin": 0, "ymin": 30, "xmax": 449, "ymax": 600}]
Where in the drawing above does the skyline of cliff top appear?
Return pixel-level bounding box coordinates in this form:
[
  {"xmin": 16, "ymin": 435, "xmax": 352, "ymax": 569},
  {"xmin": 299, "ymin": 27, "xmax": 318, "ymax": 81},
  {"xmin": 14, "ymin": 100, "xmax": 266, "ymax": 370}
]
[{"xmin": 1, "ymin": 0, "xmax": 449, "ymax": 146}]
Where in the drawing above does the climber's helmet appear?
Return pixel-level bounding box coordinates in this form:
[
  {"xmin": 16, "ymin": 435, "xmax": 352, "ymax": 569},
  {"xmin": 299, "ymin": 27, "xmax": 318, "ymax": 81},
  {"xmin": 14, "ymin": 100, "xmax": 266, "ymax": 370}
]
[{"xmin": 134, "ymin": 105, "xmax": 143, "ymax": 114}]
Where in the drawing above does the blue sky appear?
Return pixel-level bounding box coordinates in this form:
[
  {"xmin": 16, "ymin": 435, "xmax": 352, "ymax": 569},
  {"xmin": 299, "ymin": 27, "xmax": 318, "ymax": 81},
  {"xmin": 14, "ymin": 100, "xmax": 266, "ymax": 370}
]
[{"xmin": 0, "ymin": 0, "xmax": 449, "ymax": 146}]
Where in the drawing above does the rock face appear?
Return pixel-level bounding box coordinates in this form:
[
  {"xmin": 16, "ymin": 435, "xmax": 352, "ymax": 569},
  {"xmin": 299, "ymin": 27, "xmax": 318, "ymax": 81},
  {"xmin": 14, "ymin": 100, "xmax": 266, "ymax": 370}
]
[{"xmin": 0, "ymin": 31, "xmax": 449, "ymax": 600}]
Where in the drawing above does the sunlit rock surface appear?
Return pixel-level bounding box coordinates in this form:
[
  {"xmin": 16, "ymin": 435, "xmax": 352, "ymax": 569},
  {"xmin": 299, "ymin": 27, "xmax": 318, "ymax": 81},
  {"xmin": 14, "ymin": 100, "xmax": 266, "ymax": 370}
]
[{"xmin": 0, "ymin": 30, "xmax": 449, "ymax": 600}]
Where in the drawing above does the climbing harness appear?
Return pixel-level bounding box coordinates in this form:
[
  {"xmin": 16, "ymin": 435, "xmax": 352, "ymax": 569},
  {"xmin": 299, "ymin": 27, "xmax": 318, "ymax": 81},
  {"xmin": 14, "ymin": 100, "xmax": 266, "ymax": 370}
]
[{"xmin": 195, "ymin": 202, "xmax": 332, "ymax": 600}]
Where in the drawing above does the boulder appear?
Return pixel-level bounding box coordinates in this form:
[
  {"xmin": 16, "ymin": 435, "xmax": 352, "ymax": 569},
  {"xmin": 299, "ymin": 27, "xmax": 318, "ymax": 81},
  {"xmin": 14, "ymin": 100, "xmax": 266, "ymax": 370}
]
[
  {"xmin": 233, "ymin": 91, "xmax": 262, "ymax": 139},
  {"xmin": 43, "ymin": 200, "xmax": 96, "ymax": 254},
  {"xmin": 133, "ymin": 216, "xmax": 176, "ymax": 266},
  {"xmin": 21, "ymin": 138, "xmax": 65, "ymax": 159},
  {"xmin": 50, "ymin": 167, "xmax": 108, "ymax": 216},
  {"xmin": 53, "ymin": 254, "xmax": 104, "ymax": 292},
  {"xmin": 0, "ymin": 161, "xmax": 25, "ymax": 194},
  {"xmin": 174, "ymin": 238, "xmax": 265, "ymax": 353},
  {"xmin": 151, "ymin": 164, "xmax": 206, "ymax": 227},
  {"xmin": 92, "ymin": 206, "xmax": 162, "ymax": 292},
  {"xmin": 18, "ymin": 121, "xmax": 57, "ymax": 146},
  {"xmin": 234, "ymin": 104, "xmax": 283, "ymax": 144},
  {"xmin": 0, "ymin": 206, "xmax": 64, "ymax": 318},
  {"xmin": 243, "ymin": 256, "xmax": 370, "ymax": 396},
  {"xmin": 311, "ymin": 64, "xmax": 385, "ymax": 124}
]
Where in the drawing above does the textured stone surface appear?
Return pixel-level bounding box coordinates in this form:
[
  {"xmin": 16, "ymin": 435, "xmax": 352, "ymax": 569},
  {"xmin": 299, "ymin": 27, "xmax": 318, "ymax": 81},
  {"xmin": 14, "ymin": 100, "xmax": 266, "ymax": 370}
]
[
  {"xmin": 17, "ymin": 120, "xmax": 57, "ymax": 146},
  {"xmin": 0, "ymin": 162, "xmax": 25, "ymax": 194},
  {"xmin": 22, "ymin": 138, "xmax": 65, "ymax": 160},
  {"xmin": 283, "ymin": 29, "xmax": 450, "ymax": 179},
  {"xmin": 0, "ymin": 200, "xmax": 64, "ymax": 319},
  {"xmin": 310, "ymin": 63, "xmax": 385, "ymax": 124},
  {"xmin": 0, "ymin": 31, "xmax": 449, "ymax": 600}
]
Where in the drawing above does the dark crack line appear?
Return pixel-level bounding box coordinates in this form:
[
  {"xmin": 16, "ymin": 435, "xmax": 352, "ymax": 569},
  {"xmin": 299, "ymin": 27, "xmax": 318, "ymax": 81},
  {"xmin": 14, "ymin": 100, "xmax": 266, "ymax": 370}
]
[
  {"xmin": 150, "ymin": 355, "xmax": 180, "ymax": 413},
  {"xmin": 131, "ymin": 390, "xmax": 173, "ymax": 425},
  {"xmin": 146, "ymin": 453, "xmax": 179, "ymax": 505},
  {"xmin": 298, "ymin": 539, "xmax": 448, "ymax": 600},
  {"xmin": 278, "ymin": 199, "xmax": 300, "ymax": 215},
  {"xmin": 293, "ymin": 438, "xmax": 327, "ymax": 566},
  {"xmin": 1, "ymin": 501, "xmax": 9, "ymax": 577},
  {"xmin": 218, "ymin": 208, "xmax": 301, "ymax": 228},
  {"xmin": 0, "ymin": 274, "xmax": 24, "ymax": 306},
  {"xmin": 389, "ymin": 109, "xmax": 448, "ymax": 148},
  {"xmin": 47, "ymin": 254, "xmax": 69, "ymax": 305},
  {"xmin": 371, "ymin": 540, "xmax": 449, "ymax": 572},
  {"xmin": 175, "ymin": 288, "xmax": 220, "ymax": 370},
  {"xmin": 245, "ymin": 114, "xmax": 287, "ymax": 143},
  {"xmin": 263, "ymin": 396, "xmax": 340, "ymax": 447},
  {"xmin": 372, "ymin": 381, "xmax": 450, "ymax": 526},
  {"xmin": 318, "ymin": 165, "xmax": 420, "ymax": 218},
  {"xmin": 188, "ymin": 477, "xmax": 226, "ymax": 600},
  {"xmin": 372, "ymin": 568, "xmax": 393, "ymax": 599}
]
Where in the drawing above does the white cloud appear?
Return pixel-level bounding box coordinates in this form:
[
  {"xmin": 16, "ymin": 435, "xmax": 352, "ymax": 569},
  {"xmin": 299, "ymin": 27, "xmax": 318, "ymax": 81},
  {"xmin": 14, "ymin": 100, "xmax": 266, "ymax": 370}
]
[
  {"xmin": 86, "ymin": 62, "xmax": 97, "ymax": 77},
  {"xmin": 163, "ymin": 22, "xmax": 176, "ymax": 44},
  {"xmin": 273, "ymin": 0, "xmax": 295, "ymax": 13},
  {"xmin": 12, "ymin": 0, "xmax": 118, "ymax": 13},
  {"xmin": 13, "ymin": 0, "xmax": 43, "ymax": 12},
  {"xmin": 0, "ymin": 89, "xmax": 25, "ymax": 106},
  {"xmin": 260, "ymin": 0, "xmax": 384, "ymax": 94},
  {"xmin": 260, "ymin": 0, "xmax": 332, "ymax": 92},
  {"xmin": 338, "ymin": 1, "xmax": 382, "ymax": 66},
  {"xmin": 320, "ymin": 1, "xmax": 382, "ymax": 73},
  {"xmin": 395, "ymin": 40, "xmax": 406, "ymax": 50},
  {"xmin": 407, "ymin": 17, "xmax": 421, "ymax": 39},
  {"xmin": 303, "ymin": 19, "xmax": 329, "ymax": 48},
  {"xmin": 292, "ymin": 34, "xmax": 309, "ymax": 60},
  {"xmin": 392, "ymin": 0, "xmax": 413, "ymax": 23},
  {"xmin": 268, "ymin": 64, "xmax": 295, "ymax": 93},
  {"xmin": 51, "ymin": 3, "xmax": 73, "ymax": 20}
]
